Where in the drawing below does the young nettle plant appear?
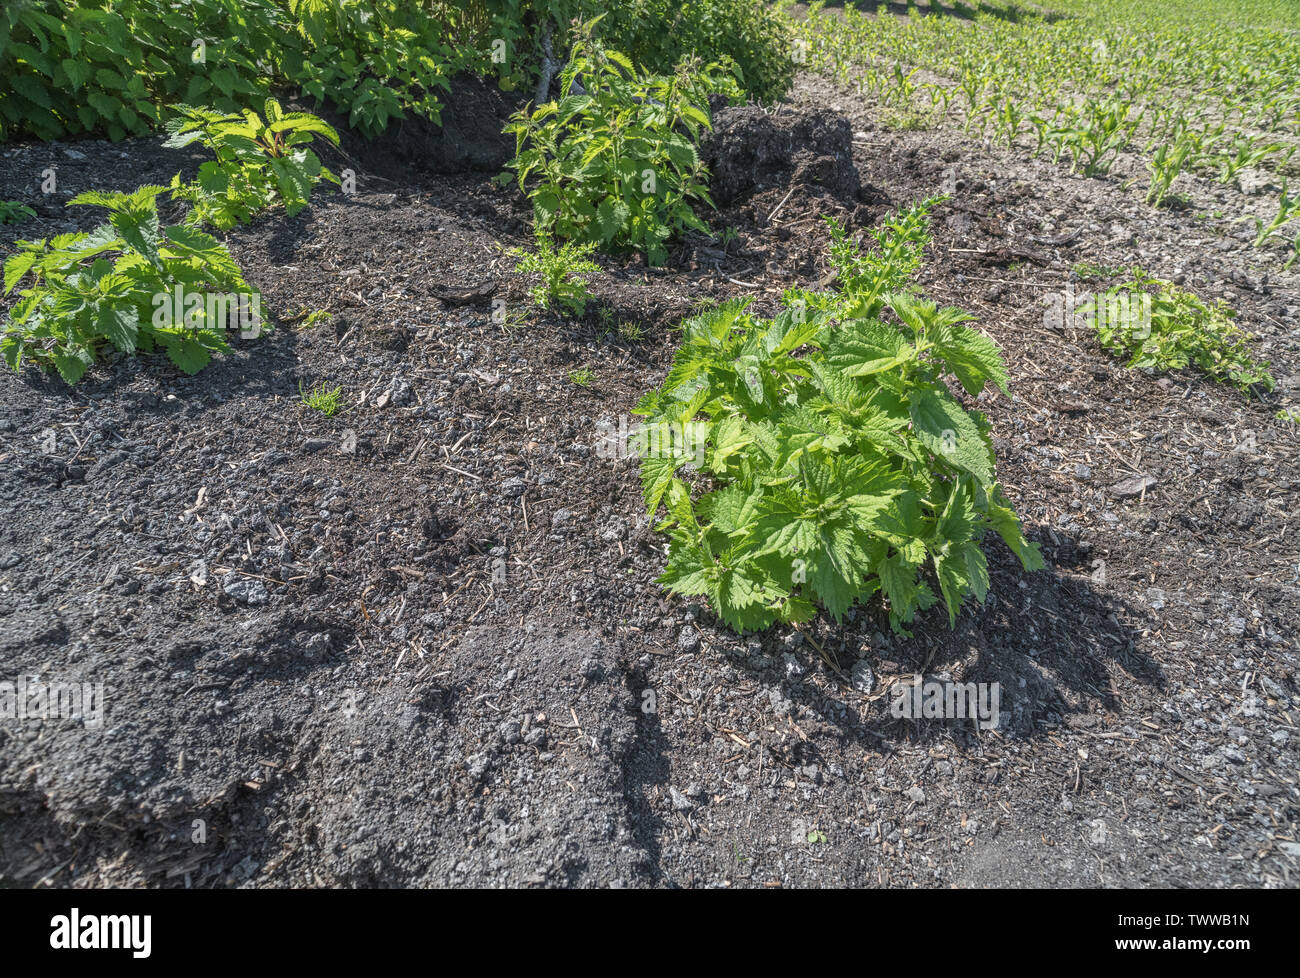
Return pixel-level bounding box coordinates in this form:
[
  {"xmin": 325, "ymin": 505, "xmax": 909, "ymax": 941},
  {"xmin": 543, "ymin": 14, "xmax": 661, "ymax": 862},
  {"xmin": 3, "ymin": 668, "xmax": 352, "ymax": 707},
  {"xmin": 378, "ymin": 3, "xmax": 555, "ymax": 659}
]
[
  {"xmin": 823, "ymin": 194, "xmax": 946, "ymax": 311},
  {"xmin": 2, "ymin": 185, "xmax": 262, "ymax": 383},
  {"xmin": 1082, "ymin": 271, "xmax": 1274, "ymax": 394},
  {"xmin": 165, "ymin": 99, "xmax": 340, "ymax": 230},
  {"xmin": 300, "ymin": 380, "xmax": 343, "ymax": 417},
  {"xmin": 504, "ymin": 18, "xmax": 740, "ymax": 265},
  {"xmin": 0, "ymin": 200, "xmax": 36, "ymax": 225},
  {"xmin": 634, "ymin": 202, "xmax": 1043, "ymax": 634},
  {"xmin": 510, "ymin": 229, "xmax": 602, "ymax": 317}
]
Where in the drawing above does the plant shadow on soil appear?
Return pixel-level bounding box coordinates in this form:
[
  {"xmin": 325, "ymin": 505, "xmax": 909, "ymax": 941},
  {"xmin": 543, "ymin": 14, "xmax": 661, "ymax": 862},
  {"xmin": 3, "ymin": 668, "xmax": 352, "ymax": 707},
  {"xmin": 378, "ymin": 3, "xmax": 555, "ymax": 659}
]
[
  {"xmin": 6, "ymin": 323, "xmax": 303, "ymax": 408},
  {"xmin": 620, "ymin": 536, "xmax": 1160, "ymax": 856},
  {"xmin": 600, "ymin": 462, "xmax": 1161, "ymax": 883}
]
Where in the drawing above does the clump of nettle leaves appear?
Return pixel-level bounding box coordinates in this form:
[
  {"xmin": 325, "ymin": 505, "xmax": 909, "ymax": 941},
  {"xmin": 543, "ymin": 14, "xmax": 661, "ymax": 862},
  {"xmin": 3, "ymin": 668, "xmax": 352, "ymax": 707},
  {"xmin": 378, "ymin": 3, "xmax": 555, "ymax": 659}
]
[
  {"xmin": 509, "ymin": 229, "xmax": 602, "ymax": 316},
  {"xmin": 1081, "ymin": 269, "xmax": 1274, "ymax": 395},
  {"xmin": 634, "ymin": 196, "xmax": 1043, "ymax": 634},
  {"xmin": 0, "ymin": 101, "xmax": 345, "ymax": 383},
  {"xmin": 2, "ymin": 186, "xmax": 259, "ymax": 383},
  {"xmin": 504, "ymin": 16, "xmax": 741, "ymax": 267},
  {"xmin": 164, "ymin": 98, "xmax": 340, "ymax": 230}
]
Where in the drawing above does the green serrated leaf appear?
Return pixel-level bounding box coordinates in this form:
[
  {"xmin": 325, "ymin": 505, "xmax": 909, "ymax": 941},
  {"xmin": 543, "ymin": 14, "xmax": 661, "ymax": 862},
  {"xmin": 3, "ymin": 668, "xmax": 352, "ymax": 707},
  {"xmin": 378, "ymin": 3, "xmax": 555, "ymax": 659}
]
[
  {"xmin": 826, "ymin": 319, "xmax": 913, "ymax": 376},
  {"xmin": 909, "ymin": 388, "xmax": 993, "ymax": 485},
  {"xmin": 95, "ymin": 302, "xmax": 139, "ymax": 353},
  {"xmin": 935, "ymin": 326, "xmax": 1010, "ymax": 396}
]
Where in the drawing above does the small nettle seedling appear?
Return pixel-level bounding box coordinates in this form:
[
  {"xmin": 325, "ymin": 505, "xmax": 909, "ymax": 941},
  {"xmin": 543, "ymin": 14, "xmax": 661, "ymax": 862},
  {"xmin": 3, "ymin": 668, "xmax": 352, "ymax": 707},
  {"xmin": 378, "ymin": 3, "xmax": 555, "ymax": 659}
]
[
  {"xmin": 504, "ymin": 17, "xmax": 740, "ymax": 265},
  {"xmin": 495, "ymin": 306, "xmax": 530, "ymax": 334},
  {"xmin": 568, "ymin": 367, "xmax": 595, "ymax": 387},
  {"xmin": 510, "ymin": 229, "xmax": 601, "ymax": 316},
  {"xmin": 300, "ymin": 380, "xmax": 343, "ymax": 417},
  {"xmin": 1081, "ymin": 270, "xmax": 1274, "ymax": 394},
  {"xmin": 282, "ymin": 307, "xmax": 333, "ymax": 328},
  {"xmin": 165, "ymin": 99, "xmax": 340, "ymax": 230},
  {"xmin": 882, "ymin": 105, "xmax": 935, "ymax": 132},
  {"xmin": 1071, "ymin": 261, "xmax": 1139, "ymax": 282},
  {"xmin": 2, "ymin": 185, "xmax": 262, "ymax": 383},
  {"xmin": 634, "ymin": 199, "xmax": 1042, "ymax": 635},
  {"xmin": 0, "ymin": 200, "xmax": 36, "ymax": 225},
  {"xmin": 299, "ymin": 309, "xmax": 333, "ymax": 329}
]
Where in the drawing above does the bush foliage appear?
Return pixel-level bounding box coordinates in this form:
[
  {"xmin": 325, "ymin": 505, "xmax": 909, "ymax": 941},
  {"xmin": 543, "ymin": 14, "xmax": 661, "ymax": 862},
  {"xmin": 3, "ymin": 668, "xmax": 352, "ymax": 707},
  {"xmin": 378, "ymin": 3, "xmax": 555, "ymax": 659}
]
[
  {"xmin": 505, "ymin": 22, "xmax": 739, "ymax": 265},
  {"xmin": 1, "ymin": 0, "xmax": 792, "ymax": 143}
]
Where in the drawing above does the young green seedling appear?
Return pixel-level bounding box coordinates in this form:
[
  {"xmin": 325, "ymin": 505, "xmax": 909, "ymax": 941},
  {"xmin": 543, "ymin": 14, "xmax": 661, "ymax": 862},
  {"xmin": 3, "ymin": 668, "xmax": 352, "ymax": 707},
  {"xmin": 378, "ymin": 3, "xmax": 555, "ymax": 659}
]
[
  {"xmin": 1238, "ymin": 180, "xmax": 1300, "ymax": 248},
  {"xmin": 510, "ymin": 229, "xmax": 602, "ymax": 317}
]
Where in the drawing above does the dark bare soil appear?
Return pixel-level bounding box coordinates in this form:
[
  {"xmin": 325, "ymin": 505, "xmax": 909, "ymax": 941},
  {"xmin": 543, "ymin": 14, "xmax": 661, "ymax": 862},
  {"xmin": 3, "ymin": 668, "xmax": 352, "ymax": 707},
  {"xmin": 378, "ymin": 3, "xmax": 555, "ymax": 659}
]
[{"xmin": 1, "ymin": 73, "xmax": 1298, "ymax": 888}]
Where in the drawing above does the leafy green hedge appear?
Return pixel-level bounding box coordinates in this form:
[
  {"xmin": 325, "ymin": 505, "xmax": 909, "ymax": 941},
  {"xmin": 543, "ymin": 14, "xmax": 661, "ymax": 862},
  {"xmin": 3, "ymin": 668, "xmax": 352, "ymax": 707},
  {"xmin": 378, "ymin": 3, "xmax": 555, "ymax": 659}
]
[
  {"xmin": 597, "ymin": 0, "xmax": 795, "ymax": 105},
  {"xmin": 2, "ymin": 0, "xmax": 286, "ymax": 142},
  {"xmin": 1, "ymin": 0, "xmax": 793, "ymax": 144},
  {"xmin": 1, "ymin": 0, "xmax": 494, "ymax": 141}
]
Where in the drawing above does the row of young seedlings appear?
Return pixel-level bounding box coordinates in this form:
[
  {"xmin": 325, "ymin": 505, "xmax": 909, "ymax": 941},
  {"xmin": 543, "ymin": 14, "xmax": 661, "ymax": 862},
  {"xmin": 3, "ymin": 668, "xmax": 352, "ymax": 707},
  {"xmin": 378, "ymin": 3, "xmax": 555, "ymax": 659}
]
[{"xmin": 793, "ymin": 1, "xmax": 1300, "ymax": 269}]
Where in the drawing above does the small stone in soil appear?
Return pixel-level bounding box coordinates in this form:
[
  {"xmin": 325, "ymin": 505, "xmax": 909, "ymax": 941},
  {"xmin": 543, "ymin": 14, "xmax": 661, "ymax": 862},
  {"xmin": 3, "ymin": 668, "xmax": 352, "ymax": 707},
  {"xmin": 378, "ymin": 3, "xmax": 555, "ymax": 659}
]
[
  {"xmin": 222, "ymin": 574, "xmax": 269, "ymax": 605},
  {"xmin": 1109, "ymin": 474, "xmax": 1157, "ymax": 498},
  {"xmin": 851, "ymin": 659, "xmax": 875, "ymax": 694}
]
